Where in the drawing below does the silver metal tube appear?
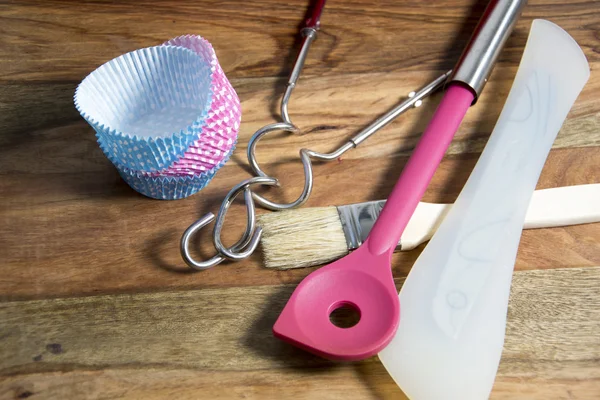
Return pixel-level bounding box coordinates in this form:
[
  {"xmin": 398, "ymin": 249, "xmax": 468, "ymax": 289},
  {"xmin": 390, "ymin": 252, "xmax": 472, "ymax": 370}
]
[
  {"xmin": 306, "ymin": 142, "xmax": 355, "ymax": 161},
  {"xmin": 350, "ymin": 70, "xmax": 452, "ymax": 146},
  {"xmin": 281, "ymin": 28, "xmax": 318, "ymax": 124},
  {"xmin": 451, "ymin": 0, "xmax": 527, "ymax": 102},
  {"xmin": 289, "ymin": 28, "xmax": 317, "ymax": 85}
]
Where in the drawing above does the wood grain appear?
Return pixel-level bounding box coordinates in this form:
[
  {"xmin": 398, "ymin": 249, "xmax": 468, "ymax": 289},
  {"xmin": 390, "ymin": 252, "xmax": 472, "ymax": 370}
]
[
  {"xmin": 1, "ymin": 147, "xmax": 599, "ymax": 300},
  {"xmin": 0, "ymin": 267, "xmax": 599, "ymax": 399},
  {"xmin": 1, "ymin": 1, "xmax": 599, "ymax": 82},
  {"xmin": 1, "ymin": 0, "xmax": 599, "ymax": 398}
]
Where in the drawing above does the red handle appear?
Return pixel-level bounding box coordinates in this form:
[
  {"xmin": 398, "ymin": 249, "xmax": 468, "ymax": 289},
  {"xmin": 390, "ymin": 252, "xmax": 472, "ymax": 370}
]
[{"xmin": 304, "ymin": 0, "xmax": 327, "ymax": 29}]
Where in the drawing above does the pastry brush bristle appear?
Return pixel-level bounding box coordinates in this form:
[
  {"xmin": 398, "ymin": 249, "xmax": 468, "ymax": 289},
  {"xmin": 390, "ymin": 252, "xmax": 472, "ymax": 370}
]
[{"xmin": 258, "ymin": 206, "xmax": 349, "ymax": 269}]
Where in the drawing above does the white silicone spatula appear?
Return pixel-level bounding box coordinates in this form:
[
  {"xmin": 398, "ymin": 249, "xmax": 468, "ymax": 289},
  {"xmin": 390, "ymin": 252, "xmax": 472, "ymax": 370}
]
[{"xmin": 379, "ymin": 19, "xmax": 590, "ymax": 400}]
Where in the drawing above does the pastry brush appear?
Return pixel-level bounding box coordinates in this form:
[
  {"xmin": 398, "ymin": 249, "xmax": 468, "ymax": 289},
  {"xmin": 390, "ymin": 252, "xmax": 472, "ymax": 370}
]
[{"xmin": 259, "ymin": 184, "xmax": 600, "ymax": 269}]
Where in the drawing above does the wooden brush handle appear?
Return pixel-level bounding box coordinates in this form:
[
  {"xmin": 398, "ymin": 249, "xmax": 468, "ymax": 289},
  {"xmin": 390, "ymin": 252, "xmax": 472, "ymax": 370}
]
[{"xmin": 400, "ymin": 184, "xmax": 600, "ymax": 250}]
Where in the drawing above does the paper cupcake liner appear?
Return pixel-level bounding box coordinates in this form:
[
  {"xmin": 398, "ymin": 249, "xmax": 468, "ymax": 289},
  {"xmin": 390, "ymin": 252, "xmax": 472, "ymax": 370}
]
[
  {"xmin": 119, "ymin": 170, "xmax": 215, "ymax": 200},
  {"xmin": 149, "ymin": 134, "xmax": 236, "ymax": 175},
  {"xmin": 160, "ymin": 35, "xmax": 241, "ymax": 172},
  {"xmin": 118, "ymin": 142, "xmax": 236, "ymax": 200},
  {"xmin": 75, "ymin": 45, "xmax": 214, "ymax": 172}
]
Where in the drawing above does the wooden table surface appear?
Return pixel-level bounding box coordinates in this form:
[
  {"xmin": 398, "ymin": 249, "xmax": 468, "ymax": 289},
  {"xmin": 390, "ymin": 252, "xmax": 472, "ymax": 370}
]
[{"xmin": 1, "ymin": 1, "xmax": 599, "ymax": 399}]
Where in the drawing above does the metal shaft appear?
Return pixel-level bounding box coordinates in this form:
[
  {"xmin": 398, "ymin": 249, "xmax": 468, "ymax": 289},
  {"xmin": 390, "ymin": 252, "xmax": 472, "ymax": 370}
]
[
  {"xmin": 350, "ymin": 70, "xmax": 452, "ymax": 146},
  {"xmin": 451, "ymin": 0, "xmax": 527, "ymax": 102}
]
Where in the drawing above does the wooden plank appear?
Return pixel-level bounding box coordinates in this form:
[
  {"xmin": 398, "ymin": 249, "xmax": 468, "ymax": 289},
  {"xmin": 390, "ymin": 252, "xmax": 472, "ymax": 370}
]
[
  {"xmin": 3, "ymin": 65, "xmax": 599, "ymax": 148},
  {"xmin": 1, "ymin": 367, "xmax": 600, "ymax": 400},
  {"xmin": 1, "ymin": 0, "xmax": 599, "ymax": 396},
  {"xmin": 1, "ymin": 0, "xmax": 599, "ymax": 83},
  {"xmin": 0, "ymin": 147, "xmax": 598, "ymax": 301},
  {"xmin": 0, "ymin": 267, "xmax": 599, "ymax": 399},
  {"xmin": 1, "ymin": 40, "xmax": 598, "ymax": 302}
]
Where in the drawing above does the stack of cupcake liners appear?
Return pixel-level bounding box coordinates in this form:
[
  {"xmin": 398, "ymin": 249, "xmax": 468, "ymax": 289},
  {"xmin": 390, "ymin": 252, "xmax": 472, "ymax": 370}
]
[{"xmin": 75, "ymin": 35, "xmax": 241, "ymax": 200}]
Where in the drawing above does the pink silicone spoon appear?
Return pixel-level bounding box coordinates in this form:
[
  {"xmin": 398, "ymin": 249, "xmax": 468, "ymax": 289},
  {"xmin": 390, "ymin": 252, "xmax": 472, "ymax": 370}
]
[
  {"xmin": 273, "ymin": 0, "xmax": 526, "ymax": 361},
  {"xmin": 273, "ymin": 85, "xmax": 473, "ymax": 360}
]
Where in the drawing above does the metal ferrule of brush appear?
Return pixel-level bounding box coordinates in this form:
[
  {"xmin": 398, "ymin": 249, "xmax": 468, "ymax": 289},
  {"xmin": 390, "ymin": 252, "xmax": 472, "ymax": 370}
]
[
  {"xmin": 450, "ymin": 0, "xmax": 527, "ymax": 102},
  {"xmin": 337, "ymin": 201, "xmax": 391, "ymax": 251}
]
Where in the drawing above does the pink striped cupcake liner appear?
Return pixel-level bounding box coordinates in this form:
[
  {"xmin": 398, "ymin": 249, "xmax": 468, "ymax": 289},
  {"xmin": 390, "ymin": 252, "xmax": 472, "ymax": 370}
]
[{"xmin": 155, "ymin": 35, "xmax": 241, "ymax": 176}]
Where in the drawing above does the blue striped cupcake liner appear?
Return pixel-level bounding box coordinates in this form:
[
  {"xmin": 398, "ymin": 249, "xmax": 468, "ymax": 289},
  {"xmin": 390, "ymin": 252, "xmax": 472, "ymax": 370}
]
[
  {"xmin": 75, "ymin": 45, "xmax": 213, "ymax": 172},
  {"xmin": 116, "ymin": 141, "xmax": 237, "ymax": 200}
]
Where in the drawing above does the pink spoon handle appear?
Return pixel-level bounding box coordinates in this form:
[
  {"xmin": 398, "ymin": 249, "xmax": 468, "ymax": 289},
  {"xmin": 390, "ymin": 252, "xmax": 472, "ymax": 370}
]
[{"xmin": 368, "ymin": 84, "xmax": 474, "ymax": 256}]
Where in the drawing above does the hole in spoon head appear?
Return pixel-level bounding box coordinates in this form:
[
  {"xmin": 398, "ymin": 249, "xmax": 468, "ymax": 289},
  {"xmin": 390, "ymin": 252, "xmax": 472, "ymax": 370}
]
[{"xmin": 329, "ymin": 301, "xmax": 361, "ymax": 329}]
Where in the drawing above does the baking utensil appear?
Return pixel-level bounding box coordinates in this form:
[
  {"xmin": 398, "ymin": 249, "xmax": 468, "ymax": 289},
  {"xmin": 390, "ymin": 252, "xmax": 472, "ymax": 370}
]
[
  {"xmin": 378, "ymin": 18, "xmax": 590, "ymax": 399},
  {"xmin": 259, "ymin": 184, "xmax": 600, "ymax": 269}
]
